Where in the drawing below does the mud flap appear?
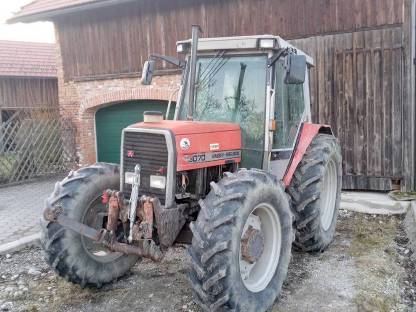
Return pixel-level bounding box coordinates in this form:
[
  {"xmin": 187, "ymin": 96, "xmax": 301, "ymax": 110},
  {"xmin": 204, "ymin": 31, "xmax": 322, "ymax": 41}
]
[{"xmin": 153, "ymin": 198, "xmax": 187, "ymax": 247}]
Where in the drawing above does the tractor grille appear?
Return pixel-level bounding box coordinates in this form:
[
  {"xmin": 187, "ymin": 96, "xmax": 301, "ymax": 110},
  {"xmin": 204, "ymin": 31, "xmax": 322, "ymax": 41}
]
[{"xmin": 122, "ymin": 131, "xmax": 169, "ymax": 204}]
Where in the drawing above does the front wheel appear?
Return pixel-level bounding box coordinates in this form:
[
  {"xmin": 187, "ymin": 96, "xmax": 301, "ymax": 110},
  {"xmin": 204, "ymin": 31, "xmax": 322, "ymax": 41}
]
[
  {"xmin": 188, "ymin": 169, "xmax": 294, "ymax": 312},
  {"xmin": 41, "ymin": 163, "xmax": 139, "ymax": 287}
]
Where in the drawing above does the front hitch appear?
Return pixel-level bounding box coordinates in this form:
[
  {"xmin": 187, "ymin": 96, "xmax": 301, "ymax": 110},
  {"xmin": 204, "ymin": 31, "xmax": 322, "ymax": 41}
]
[{"xmin": 43, "ymin": 192, "xmax": 164, "ymax": 262}]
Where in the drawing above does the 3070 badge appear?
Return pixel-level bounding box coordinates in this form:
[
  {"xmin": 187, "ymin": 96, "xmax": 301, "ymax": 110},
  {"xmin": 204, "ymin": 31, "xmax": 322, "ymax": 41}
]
[{"xmin": 184, "ymin": 150, "xmax": 241, "ymax": 163}]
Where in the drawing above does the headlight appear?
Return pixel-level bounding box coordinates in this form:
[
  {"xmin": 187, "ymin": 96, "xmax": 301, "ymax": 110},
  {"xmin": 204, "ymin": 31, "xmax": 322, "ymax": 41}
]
[
  {"xmin": 125, "ymin": 172, "xmax": 136, "ymax": 185},
  {"xmin": 150, "ymin": 175, "xmax": 166, "ymax": 189}
]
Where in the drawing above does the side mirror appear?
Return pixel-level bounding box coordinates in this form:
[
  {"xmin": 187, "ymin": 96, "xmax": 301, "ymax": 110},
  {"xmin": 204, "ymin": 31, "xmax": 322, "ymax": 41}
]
[
  {"xmin": 285, "ymin": 54, "xmax": 307, "ymax": 84},
  {"xmin": 141, "ymin": 60, "xmax": 155, "ymax": 85}
]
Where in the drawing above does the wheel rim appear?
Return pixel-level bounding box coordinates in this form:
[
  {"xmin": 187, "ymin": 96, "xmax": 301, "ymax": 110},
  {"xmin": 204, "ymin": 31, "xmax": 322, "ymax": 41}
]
[
  {"xmin": 239, "ymin": 203, "xmax": 282, "ymax": 293},
  {"xmin": 320, "ymin": 157, "xmax": 338, "ymax": 231},
  {"xmin": 81, "ymin": 196, "xmax": 123, "ymax": 263}
]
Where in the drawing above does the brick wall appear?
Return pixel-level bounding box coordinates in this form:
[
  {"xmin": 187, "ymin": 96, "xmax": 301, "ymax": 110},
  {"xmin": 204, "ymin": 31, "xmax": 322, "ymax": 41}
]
[{"xmin": 55, "ymin": 30, "xmax": 181, "ymax": 166}]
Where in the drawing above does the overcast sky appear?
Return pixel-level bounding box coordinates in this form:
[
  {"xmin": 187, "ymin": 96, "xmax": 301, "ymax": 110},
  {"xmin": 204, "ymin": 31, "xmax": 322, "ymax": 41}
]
[{"xmin": 0, "ymin": 0, "xmax": 55, "ymax": 43}]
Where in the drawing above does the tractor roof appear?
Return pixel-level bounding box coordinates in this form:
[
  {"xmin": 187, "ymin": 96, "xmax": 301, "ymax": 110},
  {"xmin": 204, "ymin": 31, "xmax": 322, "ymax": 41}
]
[{"xmin": 177, "ymin": 35, "xmax": 314, "ymax": 66}]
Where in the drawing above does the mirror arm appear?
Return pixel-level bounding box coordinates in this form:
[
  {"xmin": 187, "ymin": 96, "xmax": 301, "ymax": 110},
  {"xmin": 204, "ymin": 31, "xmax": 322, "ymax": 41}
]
[
  {"xmin": 268, "ymin": 47, "xmax": 296, "ymax": 67},
  {"xmin": 150, "ymin": 54, "xmax": 186, "ymax": 69}
]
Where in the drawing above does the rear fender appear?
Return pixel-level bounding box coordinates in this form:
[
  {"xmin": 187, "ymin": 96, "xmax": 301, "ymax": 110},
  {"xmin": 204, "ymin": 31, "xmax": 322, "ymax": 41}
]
[{"xmin": 282, "ymin": 123, "xmax": 333, "ymax": 187}]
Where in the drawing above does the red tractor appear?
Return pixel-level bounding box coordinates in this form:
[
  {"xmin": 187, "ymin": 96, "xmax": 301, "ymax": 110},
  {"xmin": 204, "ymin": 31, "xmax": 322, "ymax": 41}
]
[{"xmin": 42, "ymin": 26, "xmax": 341, "ymax": 312}]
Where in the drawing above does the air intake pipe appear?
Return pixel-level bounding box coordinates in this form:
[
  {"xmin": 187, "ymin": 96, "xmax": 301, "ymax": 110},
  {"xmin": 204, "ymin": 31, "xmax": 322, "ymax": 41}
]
[{"xmin": 143, "ymin": 111, "xmax": 163, "ymax": 123}]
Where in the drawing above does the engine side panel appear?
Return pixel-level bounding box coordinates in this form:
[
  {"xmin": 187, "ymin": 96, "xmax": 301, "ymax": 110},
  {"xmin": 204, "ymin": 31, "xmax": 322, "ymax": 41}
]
[{"xmin": 283, "ymin": 123, "xmax": 333, "ymax": 187}]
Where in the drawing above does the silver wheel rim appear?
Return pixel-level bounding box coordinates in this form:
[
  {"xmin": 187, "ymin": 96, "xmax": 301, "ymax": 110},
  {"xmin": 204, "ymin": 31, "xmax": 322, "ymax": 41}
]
[
  {"xmin": 239, "ymin": 203, "xmax": 282, "ymax": 293},
  {"xmin": 320, "ymin": 157, "xmax": 338, "ymax": 231},
  {"xmin": 81, "ymin": 196, "xmax": 123, "ymax": 262}
]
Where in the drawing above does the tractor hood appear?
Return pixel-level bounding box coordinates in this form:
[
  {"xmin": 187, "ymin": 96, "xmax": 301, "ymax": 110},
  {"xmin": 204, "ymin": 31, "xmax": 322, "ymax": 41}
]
[
  {"xmin": 128, "ymin": 120, "xmax": 240, "ymax": 135},
  {"xmin": 127, "ymin": 120, "xmax": 242, "ymax": 171}
]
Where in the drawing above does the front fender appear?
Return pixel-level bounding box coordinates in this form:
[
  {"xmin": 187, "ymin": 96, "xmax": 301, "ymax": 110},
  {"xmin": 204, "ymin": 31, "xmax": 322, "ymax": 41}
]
[{"xmin": 283, "ymin": 123, "xmax": 333, "ymax": 187}]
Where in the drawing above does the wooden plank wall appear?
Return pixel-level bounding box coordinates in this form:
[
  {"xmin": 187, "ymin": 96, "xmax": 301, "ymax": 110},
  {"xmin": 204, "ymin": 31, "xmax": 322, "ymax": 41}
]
[
  {"xmin": 55, "ymin": 0, "xmax": 404, "ymax": 80},
  {"xmin": 0, "ymin": 78, "xmax": 59, "ymax": 109},
  {"xmin": 401, "ymin": 0, "xmax": 414, "ymax": 191},
  {"xmin": 291, "ymin": 27, "xmax": 404, "ymax": 190},
  {"xmin": 52, "ymin": 0, "xmax": 410, "ymax": 191}
]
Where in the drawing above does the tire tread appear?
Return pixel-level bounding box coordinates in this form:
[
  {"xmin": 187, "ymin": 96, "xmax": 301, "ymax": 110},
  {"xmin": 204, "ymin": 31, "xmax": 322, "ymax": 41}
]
[
  {"xmin": 189, "ymin": 169, "xmax": 293, "ymax": 311},
  {"xmin": 287, "ymin": 134, "xmax": 342, "ymax": 252}
]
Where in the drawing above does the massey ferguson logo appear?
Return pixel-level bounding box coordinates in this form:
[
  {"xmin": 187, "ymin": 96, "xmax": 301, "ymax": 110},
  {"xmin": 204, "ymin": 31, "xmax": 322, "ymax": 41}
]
[
  {"xmin": 180, "ymin": 138, "xmax": 191, "ymax": 150},
  {"xmin": 127, "ymin": 150, "xmax": 135, "ymax": 158}
]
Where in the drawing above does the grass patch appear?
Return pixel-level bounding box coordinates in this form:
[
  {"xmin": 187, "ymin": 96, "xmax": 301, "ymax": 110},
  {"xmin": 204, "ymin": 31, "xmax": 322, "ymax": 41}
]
[
  {"xmin": 354, "ymin": 291, "xmax": 395, "ymax": 312},
  {"xmin": 48, "ymin": 277, "xmax": 129, "ymax": 311},
  {"xmin": 48, "ymin": 278, "xmax": 99, "ymax": 311},
  {"xmin": 389, "ymin": 190, "xmax": 416, "ymax": 201},
  {"xmin": 347, "ymin": 214, "xmax": 403, "ymax": 311},
  {"xmin": 0, "ymin": 153, "xmax": 18, "ymax": 183},
  {"xmin": 20, "ymin": 305, "xmax": 40, "ymax": 312},
  {"xmin": 347, "ymin": 215, "xmax": 398, "ymax": 257}
]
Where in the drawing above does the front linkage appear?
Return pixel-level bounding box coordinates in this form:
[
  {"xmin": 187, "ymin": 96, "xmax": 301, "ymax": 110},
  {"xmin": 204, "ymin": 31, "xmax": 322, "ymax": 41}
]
[{"xmin": 43, "ymin": 190, "xmax": 164, "ymax": 262}]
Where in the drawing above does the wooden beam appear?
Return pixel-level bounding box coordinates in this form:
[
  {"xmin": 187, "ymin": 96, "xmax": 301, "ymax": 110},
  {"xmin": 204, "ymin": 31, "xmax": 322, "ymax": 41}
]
[
  {"xmin": 401, "ymin": 0, "xmax": 415, "ymax": 191},
  {"xmin": 342, "ymin": 175, "xmax": 394, "ymax": 191}
]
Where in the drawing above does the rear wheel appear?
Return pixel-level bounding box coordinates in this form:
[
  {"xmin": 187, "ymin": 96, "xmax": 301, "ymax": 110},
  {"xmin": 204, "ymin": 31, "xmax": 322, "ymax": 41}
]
[
  {"xmin": 188, "ymin": 169, "xmax": 294, "ymax": 312},
  {"xmin": 41, "ymin": 163, "xmax": 138, "ymax": 287},
  {"xmin": 288, "ymin": 134, "xmax": 342, "ymax": 252}
]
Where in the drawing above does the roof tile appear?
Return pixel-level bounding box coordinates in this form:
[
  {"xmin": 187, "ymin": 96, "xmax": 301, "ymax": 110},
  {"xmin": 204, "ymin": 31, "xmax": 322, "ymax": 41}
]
[
  {"xmin": 0, "ymin": 40, "xmax": 57, "ymax": 78},
  {"xmin": 10, "ymin": 0, "xmax": 105, "ymax": 22}
]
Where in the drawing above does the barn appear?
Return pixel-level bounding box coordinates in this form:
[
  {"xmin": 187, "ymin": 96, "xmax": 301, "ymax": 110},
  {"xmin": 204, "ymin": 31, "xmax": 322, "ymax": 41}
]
[
  {"xmin": 9, "ymin": 0, "xmax": 416, "ymax": 191},
  {"xmin": 0, "ymin": 40, "xmax": 58, "ymax": 122},
  {"xmin": 0, "ymin": 40, "xmax": 76, "ymax": 184}
]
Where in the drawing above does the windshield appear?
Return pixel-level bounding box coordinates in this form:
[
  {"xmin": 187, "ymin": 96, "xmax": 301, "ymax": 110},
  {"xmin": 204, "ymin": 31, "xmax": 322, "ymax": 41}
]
[{"xmin": 179, "ymin": 54, "xmax": 268, "ymax": 168}]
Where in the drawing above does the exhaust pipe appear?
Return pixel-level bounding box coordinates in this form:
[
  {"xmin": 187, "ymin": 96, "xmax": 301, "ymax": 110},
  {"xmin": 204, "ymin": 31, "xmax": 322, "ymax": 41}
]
[{"xmin": 187, "ymin": 25, "xmax": 201, "ymax": 121}]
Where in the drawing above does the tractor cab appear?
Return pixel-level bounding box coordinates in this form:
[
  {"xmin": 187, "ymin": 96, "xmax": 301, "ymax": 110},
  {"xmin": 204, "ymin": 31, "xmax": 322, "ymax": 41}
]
[{"xmin": 143, "ymin": 29, "xmax": 314, "ymax": 179}]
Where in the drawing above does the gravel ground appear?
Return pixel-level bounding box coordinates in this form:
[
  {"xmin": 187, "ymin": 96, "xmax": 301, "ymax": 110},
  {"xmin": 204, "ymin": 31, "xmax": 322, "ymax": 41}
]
[{"xmin": 0, "ymin": 211, "xmax": 415, "ymax": 312}]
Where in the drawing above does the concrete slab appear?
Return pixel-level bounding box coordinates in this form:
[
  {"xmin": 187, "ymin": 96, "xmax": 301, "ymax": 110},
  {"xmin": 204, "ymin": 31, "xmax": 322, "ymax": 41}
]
[
  {"xmin": 0, "ymin": 176, "xmax": 59, "ymax": 255},
  {"xmin": 412, "ymin": 201, "xmax": 416, "ymax": 220},
  {"xmin": 0, "ymin": 233, "xmax": 40, "ymax": 255},
  {"xmin": 404, "ymin": 201, "xmax": 416, "ymax": 261},
  {"xmin": 0, "ymin": 177, "xmax": 57, "ymax": 246},
  {"xmin": 341, "ymin": 191, "xmax": 410, "ymax": 215}
]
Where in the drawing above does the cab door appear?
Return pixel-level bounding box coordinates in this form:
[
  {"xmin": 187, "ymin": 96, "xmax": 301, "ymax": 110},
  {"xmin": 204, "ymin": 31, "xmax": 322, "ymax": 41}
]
[{"xmin": 270, "ymin": 59, "xmax": 306, "ymax": 179}]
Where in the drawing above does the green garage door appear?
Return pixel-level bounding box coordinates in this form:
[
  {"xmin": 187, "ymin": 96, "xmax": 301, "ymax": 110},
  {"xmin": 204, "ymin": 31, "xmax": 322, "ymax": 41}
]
[{"xmin": 96, "ymin": 100, "xmax": 175, "ymax": 164}]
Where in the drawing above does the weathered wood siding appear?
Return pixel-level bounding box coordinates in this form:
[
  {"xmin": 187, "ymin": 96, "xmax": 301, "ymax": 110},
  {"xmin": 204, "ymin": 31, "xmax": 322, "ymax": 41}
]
[
  {"xmin": 55, "ymin": 0, "xmax": 404, "ymax": 80},
  {"xmin": 291, "ymin": 27, "xmax": 405, "ymax": 190},
  {"xmin": 53, "ymin": 0, "xmax": 412, "ymax": 191},
  {"xmin": 0, "ymin": 78, "xmax": 58, "ymax": 109}
]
